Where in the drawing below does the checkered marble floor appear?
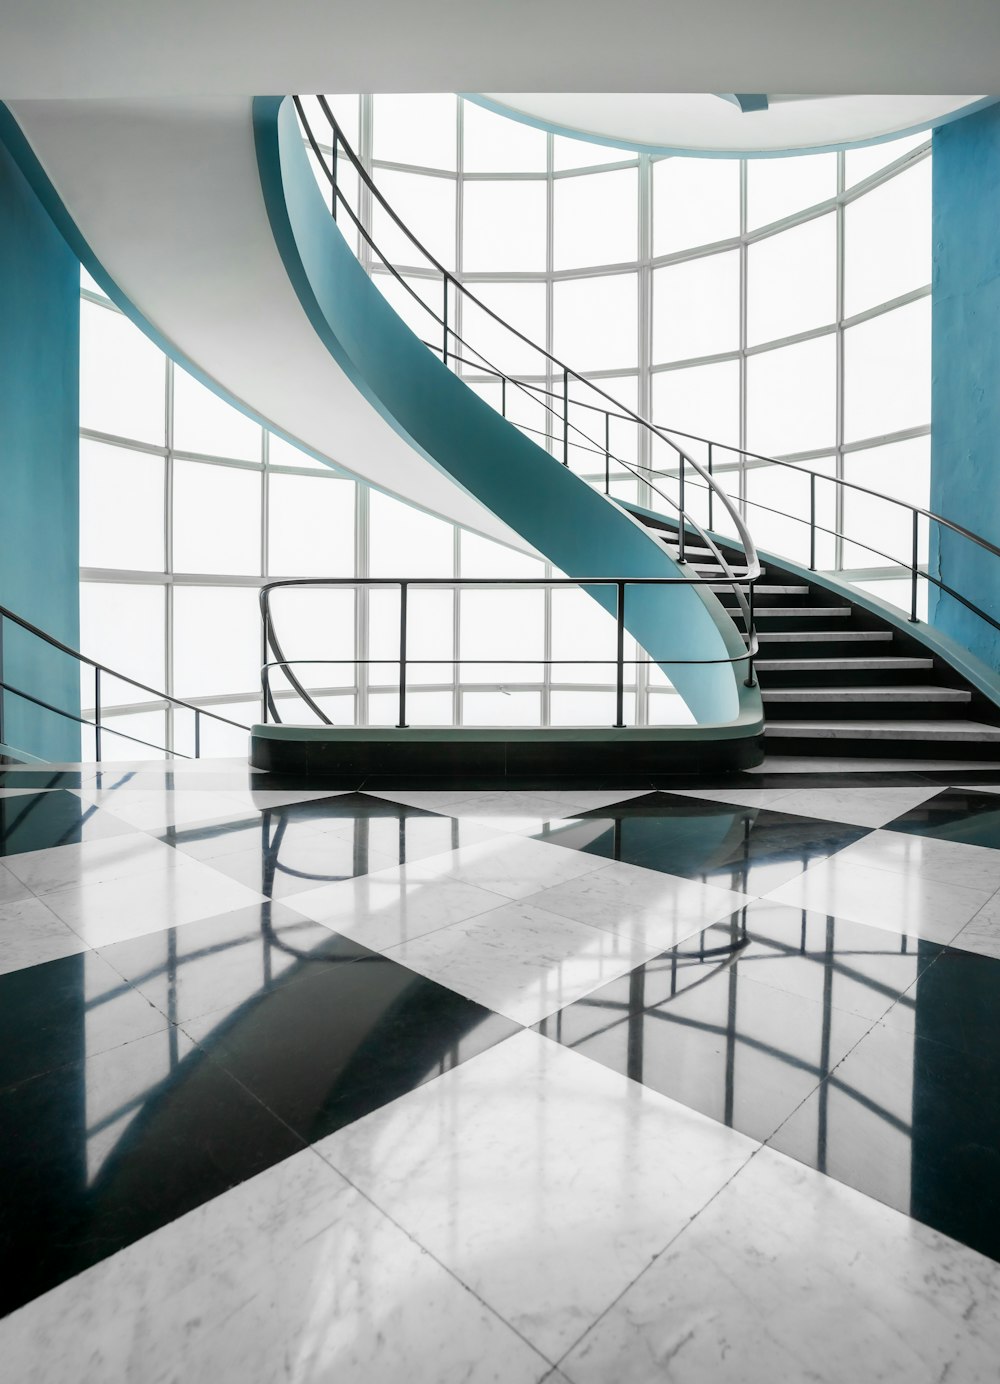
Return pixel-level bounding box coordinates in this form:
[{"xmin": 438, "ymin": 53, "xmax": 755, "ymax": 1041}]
[{"xmin": 4, "ymin": 759, "xmax": 1000, "ymax": 1381}]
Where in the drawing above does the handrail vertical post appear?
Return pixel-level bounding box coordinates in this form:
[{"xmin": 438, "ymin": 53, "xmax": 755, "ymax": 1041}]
[
  {"xmin": 398, "ymin": 582, "xmax": 408, "ymax": 728},
  {"xmin": 810, "ymin": 472, "xmax": 817, "ymax": 571},
  {"xmin": 678, "ymin": 456, "xmax": 686, "ymax": 563},
  {"xmin": 744, "ymin": 583, "xmax": 757, "ymax": 688},
  {"xmin": 194, "ymin": 708, "xmax": 201, "ymax": 760},
  {"xmin": 615, "ymin": 582, "xmax": 626, "ymax": 729},
  {"xmin": 605, "ymin": 412, "xmax": 611, "ymax": 495},
  {"xmin": 442, "ymin": 277, "xmax": 449, "ymax": 366},
  {"xmin": 94, "ymin": 666, "xmax": 102, "ymax": 763},
  {"xmin": 707, "ymin": 443, "xmax": 714, "ymax": 532},
  {"xmin": 330, "ymin": 137, "xmax": 338, "ymax": 222},
  {"xmin": 0, "ymin": 612, "xmax": 4, "ymax": 748},
  {"xmin": 563, "ymin": 370, "xmax": 569, "ymax": 466},
  {"xmin": 910, "ymin": 510, "xmax": 920, "ymax": 622},
  {"xmin": 501, "ymin": 376, "xmax": 507, "ymax": 418}
]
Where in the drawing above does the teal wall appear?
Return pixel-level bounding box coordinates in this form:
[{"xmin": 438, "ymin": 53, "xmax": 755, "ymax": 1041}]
[
  {"xmin": 0, "ymin": 130, "xmax": 81, "ymax": 759},
  {"xmin": 930, "ymin": 104, "xmax": 1000, "ymax": 671}
]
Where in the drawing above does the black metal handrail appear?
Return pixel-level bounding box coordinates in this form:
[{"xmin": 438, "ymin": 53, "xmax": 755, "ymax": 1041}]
[
  {"xmin": 293, "ymin": 96, "xmax": 762, "ymax": 646},
  {"xmin": 0, "ymin": 600, "xmax": 249, "ymax": 763},
  {"xmin": 260, "ymin": 575, "xmax": 760, "ymax": 731},
  {"xmin": 297, "ymin": 95, "xmax": 1000, "ymax": 650}
]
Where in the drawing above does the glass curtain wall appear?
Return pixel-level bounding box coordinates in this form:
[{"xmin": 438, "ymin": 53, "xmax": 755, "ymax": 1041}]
[
  {"xmin": 79, "ymin": 99, "xmax": 931, "ymax": 755},
  {"xmin": 320, "ymin": 95, "xmax": 930, "ymax": 604}
]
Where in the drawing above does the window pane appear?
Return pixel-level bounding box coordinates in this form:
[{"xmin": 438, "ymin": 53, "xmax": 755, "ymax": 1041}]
[
  {"xmin": 462, "ymin": 690, "xmax": 541, "ymax": 725},
  {"xmin": 321, "ymin": 94, "xmax": 360, "ymax": 150},
  {"xmin": 550, "ymin": 587, "xmax": 619, "ymax": 684},
  {"xmin": 80, "ymin": 301, "xmax": 165, "ymax": 445},
  {"xmin": 747, "ymin": 152, "xmax": 837, "ymax": 229},
  {"xmin": 463, "ymin": 179, "xmax": 547, "ymax": 272},
  {"xmin": 371, "ymin": 169, "xmax": 456, "ymax": 271},
  {"xmin": 80, "ymin": 582, "xmax": 165, "ymax": 697},
  {"xmin": 265, "ymin": 587, "xmax": 356, "ymax": 698},
  {"xmin": 80, "ymin": 440, "xmax": 164, "ymax": 572},
  {"xmin": 843, "ymin": 299, "xmax": 930, "ymax": 444},
  {"xmin": 173, "ymin": 586, "xmax": 261, "ymax": 700},
  {"xmin": 550, "ymin": 690, "xmax": 625, "ymax": 726},
  {"xmin": 92, "ymin": 711, "xmax": 168, "ymax": 762},
  {"xmin": 369, "ymin": 690, "xmax": 454, "ymax": 726},
  {"xmin": 463, "ymin": 101, "xmax": 547, "ymax": 173},
  {"xmin": 747, "ymin": 213, "xmax": 836, "ymax": 346},
  {"xmin": 652, "ymin": 360, "xmax": 740, "ymax": 454},
  {"xmin": 369, "ymin": 490, "xmax": 454, "ymax": 578},
  {"xmin": 460, "ymin": 588, "xmax": 544, "ymax": 682},
  {"xmin": 844, "ymin": 160, "xmax": 931, "ymax": 318},
  {"xmin": 653, "ymin": 158, "xmax": 741, "ymax": 255},
  {"xmin": 553, "ymin": 274, "xmax": 638, "ymax": 373},
  {"xmin": 553, "ymin": 136, "xmax": 631, "ymax": 171},
  {"xmin": 744, "ymin": 459, "xmax": 837, "ymax": 568},
  {"xmin": 845, "ymin": 131, "xmax": 928, "ymax": 188},
  {"xmin": 172, "ymin": 461, "xmax": 262, "ymax": 576},
  {"xmin": 841, "ymin": 437, "xmax": 930, "ymax": 569},
  {"xmin": 460, "ymin": 531, "xmax": 544, "ymax": 577},
  {"xmin": 746, "ymin": 334, "xmax": 837, "ymax": 457},
  {"xmin": 268, "ymin": 473, "xmax": 355, "ymax": 577},
  {"xmin": 268, "ymin": 433, "xmax": 329, "ymax": 470},
  {"xmin": 460, "ymin": 282, "xmax": 548, "ymax": 379},
  {"xmin": 372, "ymin": 94, "xmax": 456, "ymax": 170},
  {"xmin": 653, "ymin": 251, "xmax": 740, "ymax": 362},
  {"xmin": 173, "ymin": 368, "xmax": 262, "ymax": 461},
  {"xmin": 370, "ymin": 587, "xmax": 453, "ymax": 686},
  {"xmin": 553, "ymin": 168, "xmax": 637, "ymax": 270}
]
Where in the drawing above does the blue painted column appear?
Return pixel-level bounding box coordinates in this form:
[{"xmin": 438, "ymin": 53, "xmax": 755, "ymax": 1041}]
[
  {"xmin": 0, "ymin": 126, "xmax": 81, "ymax": 759},
  {"xmin": 930, "ymin": 104, "xmax": 1000, "ymax": 671}
]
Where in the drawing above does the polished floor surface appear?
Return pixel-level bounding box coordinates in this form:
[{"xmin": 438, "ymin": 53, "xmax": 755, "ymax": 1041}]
[{"xmin": 3, "ymin": 759, "xmax": 1000, "ymax": 1380}]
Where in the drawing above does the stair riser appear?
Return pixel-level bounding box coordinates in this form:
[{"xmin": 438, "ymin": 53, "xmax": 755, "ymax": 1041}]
[
  {"xmin": 761, "ymin": 703, "xmax": 972, "ymax": 721},
  {"xmin": 756, "ymin": 670, "xmax": 946, "ymax": 690},
  {"xmin": 763, "ymin": 734, "xmax": 1000, "ymax": 761}
]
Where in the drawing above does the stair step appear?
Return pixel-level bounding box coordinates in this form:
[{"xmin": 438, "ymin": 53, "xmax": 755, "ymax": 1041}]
[
  {"xmin": 755, "ymin": 656, "xmax": 934, "ymax": 672},
  {"xmin": 764, "ymin": 719, "xmax": 1000, "ymax": 743},
  {"xmin": 756, "ymin": 630, "xmax": 893, "ymax": 643},
  {"xmin": 713, "ymin": 585, "xmax": 809, "ymax": 597},
  {"xmin": 753, "ymin": 607, "xmax": 852, "ymax": 619},
  {"xmin": 762, "ymin": 685, "xmax": 972, "ymax": 704}
]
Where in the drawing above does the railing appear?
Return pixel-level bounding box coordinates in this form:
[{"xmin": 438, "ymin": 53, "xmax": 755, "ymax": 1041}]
[
  {"xmin": 260, "ymin": 576, "xmax": 760, "ymax": 730},
  {"xmin": 296, "ymin": 96, "xmax": 1000, "ymax": 652},
  {"xmin": 293, "ymin": 96, "xmax": 762, "ymax": 649},
  {"xmin": 0, "ymin": 600, "xmax": 249, "ymax": 763}
]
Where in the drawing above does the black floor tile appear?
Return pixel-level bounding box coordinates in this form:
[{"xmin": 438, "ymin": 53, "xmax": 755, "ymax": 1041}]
[
  {"xmin": 0, "ymin": 1027, "xmax": 305, "ymax": 1318},
  {"xmin": 97, "ymin": 901, "xmax": 364, "ymax": 1025},
  {"xmin": 0, "ymin": 950, "xmax": 168, "ymax": 1092},
  {"xmin": 884, "ymin": 788, "xmax": 1000, "ymax": 849},
  {"xmin": 183, "ymin": 943, "xmax": 519, "ymax": 1144},
  {"xmin": 533, "ymin": 792, "xmax": 870, "ymax": 893},
  {"xmin": 536, "ymin": 903, "xmax": 940, "ymax": 1146},
  {"xmin": 769, "ymin": 1004, "xmax": 1000, "ymax": 1263},
  {"xmin": 0, "ymin": 790, "xmax": 133, "ymax": 856}
]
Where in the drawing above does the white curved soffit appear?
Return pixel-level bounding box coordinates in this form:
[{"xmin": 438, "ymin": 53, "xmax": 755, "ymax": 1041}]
[
  {"xmin": 8, "ymin": 96, "xmax": 530, "ymax": 548},
  {"xmin": 477, "ymin": 93, "xmax": 992, "ymax": 155}
]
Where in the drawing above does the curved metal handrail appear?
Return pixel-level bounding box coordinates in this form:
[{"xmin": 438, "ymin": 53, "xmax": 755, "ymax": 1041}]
[
  {"xmin": 0, "ymin": 598, "xmax": 249, "ymax": 762},
  {"xmin": 293, "ymin": 96, "xmax": 762, "ymax": 647}
]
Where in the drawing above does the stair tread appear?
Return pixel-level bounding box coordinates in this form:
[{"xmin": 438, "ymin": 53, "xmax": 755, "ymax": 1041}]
[
  {"xmin": 753, "ymin": 607, "xmax": 852, "ymax": 618},
  {"xmin": 762, "ymin": 685, "xmax": 971, "ymax": 703},
  {"xmin": 765, "ymin": 719, "xmax": 1000, "ymax": 742},
  {"xmin": 757, "ymin": 630, "xmax": 893, "ymax": 642},
  {"xmin": 712, "ymin": 585, "xmax": 809, "ymax": 596},
  {"xmin": 755, "ymin": 657, "xmax": 934, "ymax": 671}
]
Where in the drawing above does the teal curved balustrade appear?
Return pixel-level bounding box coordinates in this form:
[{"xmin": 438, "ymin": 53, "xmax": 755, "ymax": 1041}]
[{"xmin": 253, "ymin": 95, "xmax": 762, "ymax": 728}]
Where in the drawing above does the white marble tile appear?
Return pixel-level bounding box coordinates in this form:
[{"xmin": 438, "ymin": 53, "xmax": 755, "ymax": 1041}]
[
  {"xmin": 288, "ymin": 869, "xmax": 509, "ymax": 952},
  {"xmin": 398, "ymin": 834, "xmax": 606, "ymax": 899},
  {"xmin": 317, "ymin": 1030, "xmax": 757, "ymax": 1363},
  {"xmin": 3, "ymin": 833, "xmax": 188, "ymax": 897},
  {"xmin": 248, "ymin": 789, "xmax": 350, "ymax": 809},
  {"xmin": 528, "ymin": 790, "xmax": 651, "ymax": 812},
  {"xmin": 386, "ymin": 900, "xmax": 660, "ymax": 1024},
  {"xmin": 765, "ymin": 856, "xmax": 991, "ymax": 945},
  {"xmin": 0, "ymin": 894, "xmax": 90, "ymax": 975},
  {"xmin": 950, "ymin": 890, "xmax": 1000, "ymax": 959},
  {"xmin": 78, "ymin": 788, "xmax": 268, "ymax": 834},
  {"xmin": 0, "ymin": 1145, "xmax": 550, "ymax": 1384},
  {"xmin": 423, "ymin": 791, "xmax": 594, "ymax": 837},
  {"xmin": 668, "ymin": 788, "xmax": 797, "ymax": 809},
  {"xmin": 365, "ymin": 789, "xmax": 475, "ymax": 812},
  {"xmin": 832, "ymin": 827, "xmax": 1000, "ymax": 893},
  {"xmin": 762, "ymin": 785, "xmax": 940, "ymax": 829},
  {"xmin": 526, "ymin": 859, "xmax": 750, "ymax": 952},
  {"xmin": 40, "ymin": 859, "xmax": 267, "ymax": 948},
  {"xmin": 562, "ymin": 1145, "xmax": 1000, "ymax": 1383},
  {"xmin": 0, "ymin": 861, "xmax": 32, "ymax": 906}
]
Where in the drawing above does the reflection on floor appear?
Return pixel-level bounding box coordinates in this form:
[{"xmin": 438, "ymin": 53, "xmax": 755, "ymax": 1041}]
[{"xmin": 3, "ymin": 760, "xmax": 1000, "ymax": 1380}]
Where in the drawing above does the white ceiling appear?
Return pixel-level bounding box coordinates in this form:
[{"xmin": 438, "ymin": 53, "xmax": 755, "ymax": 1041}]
[
  {"xmin": 479, "ymin": 94, "xmax": 988, "ymax": 154},
  {"xmin": 0, "ymin": 0, "xmax": 998, "ymax": 99}
]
